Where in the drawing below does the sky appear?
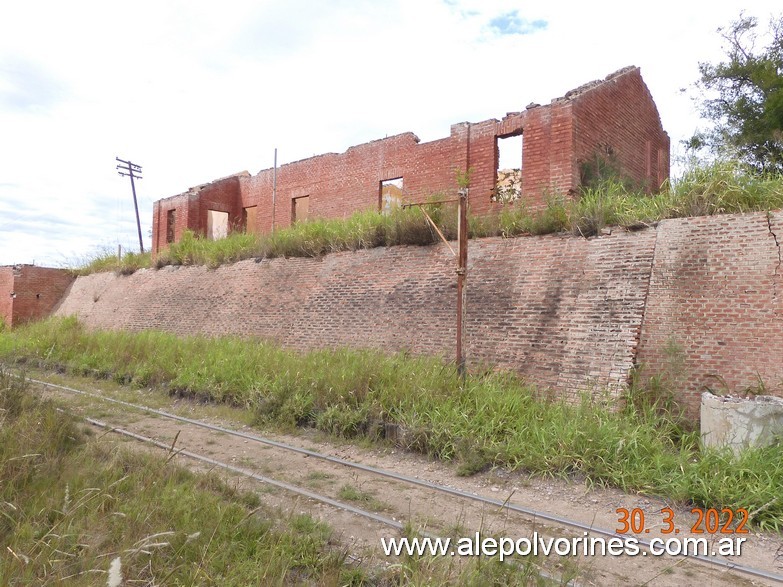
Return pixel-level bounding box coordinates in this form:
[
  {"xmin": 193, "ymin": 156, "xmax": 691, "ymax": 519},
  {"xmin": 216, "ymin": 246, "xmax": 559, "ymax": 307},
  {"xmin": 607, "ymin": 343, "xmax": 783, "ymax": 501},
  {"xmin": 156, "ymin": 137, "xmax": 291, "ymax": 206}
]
[{"xmin": 1, "ymin": 1, "xmax": 781, "ymax": 267}]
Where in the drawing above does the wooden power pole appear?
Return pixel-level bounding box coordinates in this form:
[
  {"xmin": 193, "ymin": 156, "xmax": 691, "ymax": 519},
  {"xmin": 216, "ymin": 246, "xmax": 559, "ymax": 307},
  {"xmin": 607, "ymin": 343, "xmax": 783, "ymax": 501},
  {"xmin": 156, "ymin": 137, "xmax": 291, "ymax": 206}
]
[{"xmin": 116, "ymin": 157, "xmax": 145, "ymax": 254}]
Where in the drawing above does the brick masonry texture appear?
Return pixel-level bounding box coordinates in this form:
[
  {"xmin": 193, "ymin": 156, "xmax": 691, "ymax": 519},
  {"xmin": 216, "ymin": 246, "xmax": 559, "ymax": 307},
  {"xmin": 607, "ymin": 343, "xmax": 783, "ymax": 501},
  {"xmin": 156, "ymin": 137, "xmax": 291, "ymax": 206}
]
[
  {"xmin": 0, "ymin": 268, "xmax": 12, "ymax": 327},
  {"xmin": 151, "ymin": 67, "xmax": 670, "ymax": 254},
  {"xmin": 0, "ymin": 265, "xmax": 74, "ymax": 327},
  {"xmin": 54, "ymin": 211, "xmax": 783, "ymax": 419},
  {"xmin": 636, "ymin": 211, "xmax": 783, "ymax": 415},
  {"xmin": 56, "ymin": 230, "xmax": 655, "ymax": 402}
]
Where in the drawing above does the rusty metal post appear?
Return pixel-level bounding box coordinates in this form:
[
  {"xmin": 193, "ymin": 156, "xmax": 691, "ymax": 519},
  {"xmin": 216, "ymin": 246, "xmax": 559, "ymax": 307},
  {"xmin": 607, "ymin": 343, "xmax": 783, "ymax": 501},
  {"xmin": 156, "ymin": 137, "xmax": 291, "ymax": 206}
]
[
  {"xmin": 401, "ymin": 191, "xmax": 468, "ymax": 379},
  {"xmin": 456, "ymin": 187, "xmax": 468, "ymax": 379}
]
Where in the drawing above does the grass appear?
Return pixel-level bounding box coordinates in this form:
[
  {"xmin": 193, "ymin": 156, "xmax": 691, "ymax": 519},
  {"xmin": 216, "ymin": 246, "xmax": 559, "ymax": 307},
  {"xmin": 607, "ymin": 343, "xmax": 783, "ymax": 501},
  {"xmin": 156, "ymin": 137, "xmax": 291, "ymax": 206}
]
[
  {"xmin": 0, "ymin": 370, "xmax": 550, "ymax": 585},
  {"xmin": 0, "ymin": 369, "xmax": 353, "ymax": 586},
  {"xmin": 304, "ymin": 471, "xmax": 335, "ymax": 489},
  {"xmin": 71, "ymin": 159, "xmax": 783, "ymax": 275},
  {"xmin": 2, "ymin": 317, "xmax": 783, "ymax": 532},
  {"xmin": 337, "ymin": 484, "xmax": 388, "ymax": 512},
  {"xmin": 71, "ymin": 249, "xmax": 152, "ymax": 277}
]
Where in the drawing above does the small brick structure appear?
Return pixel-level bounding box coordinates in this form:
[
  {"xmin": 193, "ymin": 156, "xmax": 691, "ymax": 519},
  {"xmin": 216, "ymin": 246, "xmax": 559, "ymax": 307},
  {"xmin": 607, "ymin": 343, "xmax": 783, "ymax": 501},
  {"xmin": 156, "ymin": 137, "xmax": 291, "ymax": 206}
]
[
  {"xmin": 152, "ymin": 66, "xmax": 669, "ymax": 254},
  {"xmin": 0, "ymin": 265, "xmax": 74, "ymax": 328}
]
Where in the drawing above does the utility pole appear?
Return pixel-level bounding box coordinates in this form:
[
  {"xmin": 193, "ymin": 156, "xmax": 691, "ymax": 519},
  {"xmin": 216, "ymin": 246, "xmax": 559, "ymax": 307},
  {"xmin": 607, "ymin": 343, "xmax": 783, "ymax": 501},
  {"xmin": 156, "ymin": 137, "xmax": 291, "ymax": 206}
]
[{"xmin": 116, "ymin": 157, "xmax": 145, "ymax": 254}]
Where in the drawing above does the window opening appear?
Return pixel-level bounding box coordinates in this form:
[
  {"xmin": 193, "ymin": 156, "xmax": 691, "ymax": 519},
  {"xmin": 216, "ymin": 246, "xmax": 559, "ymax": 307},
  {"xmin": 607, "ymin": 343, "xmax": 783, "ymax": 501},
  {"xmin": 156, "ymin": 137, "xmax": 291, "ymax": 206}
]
[
  {"xmin": 292, "ymin": 196, "xmax": 310, "ymax": 224},
  {"xmin": 207, "ymin": 210, "xmax": 229, "ymax": 240},
  {"xmin": 166, "ymin": 209, "xmax": 176, "ymax": 244},
  {"xmin": 379, "ymin": 177, "xmax": 403, "ymax": 215},
  {"xmin": 243, "ymin": 206, "xmax": 258, "ymax": 233},
  {"xmin": 493, "ymin": 134, "xmax": 523, "ymax": 203}
]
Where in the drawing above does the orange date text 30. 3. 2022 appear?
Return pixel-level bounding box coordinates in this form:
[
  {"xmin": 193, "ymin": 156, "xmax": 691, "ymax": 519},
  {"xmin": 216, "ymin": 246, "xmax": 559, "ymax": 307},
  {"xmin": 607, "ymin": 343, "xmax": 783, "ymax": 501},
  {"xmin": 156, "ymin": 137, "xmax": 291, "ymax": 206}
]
[{"xmin": 615, "ymin": 507, "xmax": 749, "ymax": 535}]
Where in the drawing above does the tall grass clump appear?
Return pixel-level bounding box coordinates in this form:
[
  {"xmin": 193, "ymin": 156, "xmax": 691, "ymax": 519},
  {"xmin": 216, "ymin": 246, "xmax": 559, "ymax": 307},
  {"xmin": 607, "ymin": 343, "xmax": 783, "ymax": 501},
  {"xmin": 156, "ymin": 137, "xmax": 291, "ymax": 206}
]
[
  {"xmin": 517, "ymin": 159, "xmax": 783, "ymax": 238},
  {"xmin": 3, "ymin": 318, "xmax": 783, "ymax": 530},
  {"xmin": 71, "ymin": 249, "xmax": 152, "ymax": 276},
  {"xmin": 155, "ymin": 228, "xmax": 259, "ymax": 268},
  {"xmin": 671, "ymin": 159, "xmax": 783, "ymax": 216},
  {"xmin": 151, "ymin": 207, "xmax": 441, "ymax": 269}
]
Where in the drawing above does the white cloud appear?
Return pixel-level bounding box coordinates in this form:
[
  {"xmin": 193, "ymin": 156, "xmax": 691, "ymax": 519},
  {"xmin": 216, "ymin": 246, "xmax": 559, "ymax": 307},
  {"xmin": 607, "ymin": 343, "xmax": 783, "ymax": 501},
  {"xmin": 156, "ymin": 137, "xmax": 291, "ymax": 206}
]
[
  {"xmin": 487, "ymin": 11, "xmax": 548, "ymax": 36},
  {"xmin": 1, "ymin": 0, "xmax": 780, "ymax": 265}
]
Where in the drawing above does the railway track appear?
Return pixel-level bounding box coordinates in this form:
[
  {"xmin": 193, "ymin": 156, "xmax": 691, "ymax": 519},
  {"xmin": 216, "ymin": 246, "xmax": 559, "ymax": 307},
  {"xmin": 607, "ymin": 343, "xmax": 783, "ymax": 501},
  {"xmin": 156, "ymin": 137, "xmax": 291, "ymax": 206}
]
[{"xmin": 29, "ymin": 375, "xmax": 783, "ymax": 586}]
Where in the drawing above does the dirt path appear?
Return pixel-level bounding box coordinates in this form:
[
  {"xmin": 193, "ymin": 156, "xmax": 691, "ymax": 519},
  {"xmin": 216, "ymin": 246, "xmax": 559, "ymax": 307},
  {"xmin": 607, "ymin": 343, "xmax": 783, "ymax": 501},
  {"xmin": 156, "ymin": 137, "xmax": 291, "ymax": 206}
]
[{"xmin": 35, "ymin": 375, "xmax": 783, "ymax": 586}]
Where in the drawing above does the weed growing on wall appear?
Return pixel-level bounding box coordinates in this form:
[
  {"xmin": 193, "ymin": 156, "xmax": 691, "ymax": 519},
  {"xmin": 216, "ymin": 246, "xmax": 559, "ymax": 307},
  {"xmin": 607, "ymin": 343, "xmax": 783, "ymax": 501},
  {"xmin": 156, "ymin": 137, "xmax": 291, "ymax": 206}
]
[
  {"xmin": 71, "ymin": 249, "xmax": 152, "ymax": 277},
  {"xmin": 3, "ymin": 318, "xmax": 783, "ymax": 531}
]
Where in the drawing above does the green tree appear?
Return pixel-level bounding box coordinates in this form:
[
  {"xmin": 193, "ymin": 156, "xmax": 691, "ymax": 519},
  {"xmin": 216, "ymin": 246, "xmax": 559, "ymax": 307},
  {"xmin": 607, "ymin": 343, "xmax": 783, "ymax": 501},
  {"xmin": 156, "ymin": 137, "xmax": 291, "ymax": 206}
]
[{"xmin": 689, "ymin": 14, "xmax": 783, "ymax": 173}]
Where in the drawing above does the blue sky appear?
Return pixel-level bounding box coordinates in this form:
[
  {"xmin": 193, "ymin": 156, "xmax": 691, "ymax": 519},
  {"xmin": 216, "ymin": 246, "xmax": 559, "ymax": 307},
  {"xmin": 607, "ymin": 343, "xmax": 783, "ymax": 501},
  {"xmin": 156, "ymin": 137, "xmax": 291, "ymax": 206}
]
[
  {"xmin": 488, "ymin": 11, "xmax": 547, "ymax": 36},
  {"xmin": 1, "ymin": 0, "xmax": 781, "ymax": 266}
]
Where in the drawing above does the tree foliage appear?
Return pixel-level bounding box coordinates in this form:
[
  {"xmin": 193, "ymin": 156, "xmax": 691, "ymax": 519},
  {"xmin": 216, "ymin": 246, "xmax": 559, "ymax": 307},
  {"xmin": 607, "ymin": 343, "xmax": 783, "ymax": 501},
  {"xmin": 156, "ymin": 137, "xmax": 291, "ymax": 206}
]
[{"xmin": 689, "ymin": 14, "xmax": 783, "ymax": 173}]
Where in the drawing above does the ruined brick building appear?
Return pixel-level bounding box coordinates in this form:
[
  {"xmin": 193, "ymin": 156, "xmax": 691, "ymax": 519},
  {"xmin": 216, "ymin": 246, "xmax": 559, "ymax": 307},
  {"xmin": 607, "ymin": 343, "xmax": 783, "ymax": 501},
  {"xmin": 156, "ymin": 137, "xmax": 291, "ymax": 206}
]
[
  {"xmin": 7, "ymin": 67, "xmax": 783, "ymax": 416},
  {"xmin": 152, "ymin": 66, "xmax": 670, "ymax": 253},
  {"xmin": 0, "ymin": 265, "xmax": 74, "ymax": 328}
]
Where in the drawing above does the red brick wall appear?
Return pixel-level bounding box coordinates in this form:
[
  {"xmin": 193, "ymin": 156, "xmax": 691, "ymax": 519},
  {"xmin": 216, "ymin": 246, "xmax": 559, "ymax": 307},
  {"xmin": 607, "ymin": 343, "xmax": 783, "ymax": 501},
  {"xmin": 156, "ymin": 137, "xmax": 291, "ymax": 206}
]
[
  {"xmin": 151, "ymin": 67, "xmax": 670, "ymax": 254},
  {"xmin": 153, "ymin": 194, "xmax": 190, "ymax": 249},
  {"xmin": 61, "ymin": 211, "xmax": 783, "ymax": 420},
  {"xmin": 197, "ymin": 175, "xmax": 245, "ymax": 233},
  {"xmin": 239, "ymin": 130, "xmax": 467, "ymax": 236},
  {"xmin": 637, "ymin": 212, "xmax": 783, "ymax": 415},
  {"xmin": 465, "ymin": 120, "xmax": 500, "ymax": 215},
  {"xmin": 0, "ymin": 266, "xmax": 74, "ymax": 327},
  {"xmin": 0, "ymin": 267, "xmax": 13, "ymax": 328},
  {"xmin": 152, "ymin": 174, "xmax": 247, "ymax": 249},
  {"xmin": 570, "ymin": 67, "xmax": 670, "ymax": 192},
  {"xmin": 58, "ymin": 229, "xmax": 657, "ymax": 401}
]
